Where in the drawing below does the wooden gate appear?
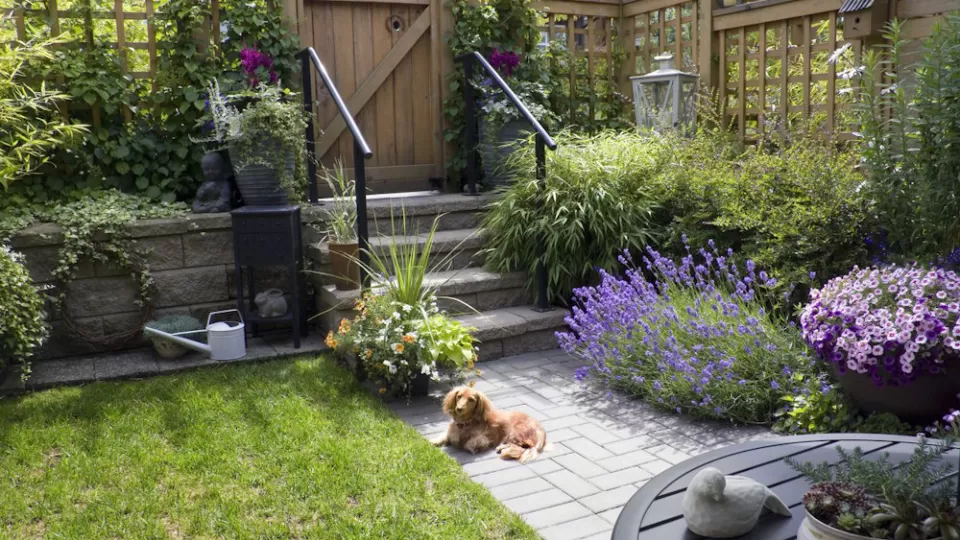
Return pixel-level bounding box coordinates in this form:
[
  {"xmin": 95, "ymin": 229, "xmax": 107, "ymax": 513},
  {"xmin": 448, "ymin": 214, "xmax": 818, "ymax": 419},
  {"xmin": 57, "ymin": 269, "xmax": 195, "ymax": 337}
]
[{"xmin": 290, "ymin": 0, "xmax": 446, "ymax": 194}]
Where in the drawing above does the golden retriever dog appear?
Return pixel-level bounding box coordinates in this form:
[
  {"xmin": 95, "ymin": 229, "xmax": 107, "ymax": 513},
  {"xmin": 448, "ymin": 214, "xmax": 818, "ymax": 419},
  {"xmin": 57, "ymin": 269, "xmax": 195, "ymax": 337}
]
[{"xmin": 432, "ymin": 386, "xmax": 547, "ymax": 463}]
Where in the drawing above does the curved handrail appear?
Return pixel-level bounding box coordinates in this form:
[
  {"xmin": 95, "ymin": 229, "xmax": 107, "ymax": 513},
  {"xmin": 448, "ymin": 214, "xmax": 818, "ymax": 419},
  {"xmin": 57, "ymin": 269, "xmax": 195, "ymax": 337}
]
[
  {"xmin": 296, "ymin": 47, "xmax": 373, "ymax": 288},
  {"xmin": 457, "ymin": 51, "xmax": 557, "ymax": 150},
  {"xmin": 296, "ymin": 47, "xmax": 372, "ymax": 158}
]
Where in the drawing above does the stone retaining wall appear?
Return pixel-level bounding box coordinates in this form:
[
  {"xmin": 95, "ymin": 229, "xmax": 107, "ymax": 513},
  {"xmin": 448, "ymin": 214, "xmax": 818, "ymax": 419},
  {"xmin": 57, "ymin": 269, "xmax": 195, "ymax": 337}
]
[{"xmin": 11, "ymin": 210, "xmax": 326, "ymax": 360}]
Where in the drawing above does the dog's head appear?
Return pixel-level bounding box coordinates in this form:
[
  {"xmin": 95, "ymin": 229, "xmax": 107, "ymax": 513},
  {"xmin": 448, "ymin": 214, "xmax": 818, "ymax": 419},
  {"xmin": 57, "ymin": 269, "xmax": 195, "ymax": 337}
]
[{"xmin": 442, "ymin": 386, "xmax": 491, "ymax": 422}]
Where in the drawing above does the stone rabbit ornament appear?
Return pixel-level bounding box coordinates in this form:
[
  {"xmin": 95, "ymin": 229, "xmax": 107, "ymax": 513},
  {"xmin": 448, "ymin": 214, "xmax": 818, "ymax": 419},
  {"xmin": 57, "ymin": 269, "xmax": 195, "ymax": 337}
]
[
  {"xmin": 683, "ymin": 467, "xmax": 791, "ymax": 538},
  {"xmin": 254, "ymin": 289, "xmax": 287, "ymax": 318}
]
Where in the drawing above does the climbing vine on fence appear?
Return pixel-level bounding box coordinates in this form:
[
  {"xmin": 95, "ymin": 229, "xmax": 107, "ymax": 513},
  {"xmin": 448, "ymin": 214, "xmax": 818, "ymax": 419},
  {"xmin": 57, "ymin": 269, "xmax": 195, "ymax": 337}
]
[{"xmin": 10, "ymin": 0, "xmax": 300, "ymax": 204}]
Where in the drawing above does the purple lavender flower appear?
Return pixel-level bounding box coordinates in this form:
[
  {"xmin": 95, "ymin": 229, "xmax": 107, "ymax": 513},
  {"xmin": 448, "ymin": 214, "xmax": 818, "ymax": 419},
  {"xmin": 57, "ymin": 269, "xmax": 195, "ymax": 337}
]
[
  {"xmin": 240, "ymin": 47, "xmax": 279, "ymax": 87},
  {"xmin": 488, "ymin": 48, "xmax": 520, "ymax": 77}
]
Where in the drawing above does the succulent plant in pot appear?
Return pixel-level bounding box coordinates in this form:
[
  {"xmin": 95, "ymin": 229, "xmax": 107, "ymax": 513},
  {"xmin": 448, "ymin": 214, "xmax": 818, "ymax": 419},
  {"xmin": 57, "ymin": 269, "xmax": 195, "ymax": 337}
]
[
  {"xmin": 144, "ymin": 315, "xmax": 205, "ymax": 359},
  {"xmin": 790, "ymin": 435, "xmax": 960, "ymax": 540},
  {"xmin": 800, "ymin": 264, "xmax": 960, "ymax": 422}
]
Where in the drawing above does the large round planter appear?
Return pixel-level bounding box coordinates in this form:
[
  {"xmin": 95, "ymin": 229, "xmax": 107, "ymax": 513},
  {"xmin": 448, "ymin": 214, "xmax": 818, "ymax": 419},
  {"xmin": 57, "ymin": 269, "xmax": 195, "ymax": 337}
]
[
  {"xmin": 234, "ymin": 164, "xmax": 289, "ymax": 206},
  {"xmin": 835, "ymin": 364, "xmax": 960, "ymax": 424},
  {"xmin": 798, "ymin": 510, "xmax": 941, "ymax": 540},
  {"xmin": 798, "ymin": 511, "xmax": 874, "ymax": 540},
  {"xmin": 329, "ymin": 242, "xmax": 360, "ymax": 290},
  {"xmin": 478, "ymin": 116, "xmax": 529, "ymax": 187}
]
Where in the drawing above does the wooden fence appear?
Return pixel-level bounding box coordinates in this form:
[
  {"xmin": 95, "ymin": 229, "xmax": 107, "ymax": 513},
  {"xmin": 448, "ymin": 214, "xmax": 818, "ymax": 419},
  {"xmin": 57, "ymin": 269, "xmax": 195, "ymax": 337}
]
[{"xmin": 6, "ymin": 0, "xmax": 960, "ymax": 190}]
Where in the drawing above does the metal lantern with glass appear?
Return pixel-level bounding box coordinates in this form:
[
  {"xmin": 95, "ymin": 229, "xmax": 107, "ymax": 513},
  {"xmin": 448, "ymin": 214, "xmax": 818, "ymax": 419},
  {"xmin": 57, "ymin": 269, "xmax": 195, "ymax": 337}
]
[{"xmin": 630, "ymin": 53, "xmax": 699, "ymax": 133}]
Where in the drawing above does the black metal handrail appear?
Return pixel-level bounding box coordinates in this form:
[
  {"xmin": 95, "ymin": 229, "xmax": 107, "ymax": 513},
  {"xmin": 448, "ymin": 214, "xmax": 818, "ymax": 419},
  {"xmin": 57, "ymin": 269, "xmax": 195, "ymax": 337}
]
[
  {"xmin": 296, "ymin": 47, "xmax": 373, "ymax": 288},
  {"xmin": 457, "ymin": 51, "xmax": 556, "ymax": 312}
]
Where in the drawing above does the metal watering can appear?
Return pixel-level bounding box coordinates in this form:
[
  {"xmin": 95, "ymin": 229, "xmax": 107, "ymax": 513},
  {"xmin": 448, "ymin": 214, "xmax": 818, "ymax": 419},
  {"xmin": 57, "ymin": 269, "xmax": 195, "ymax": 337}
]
[{"xmin": 143, "ymin": 310, "xmax": 246, "ymax": 361}]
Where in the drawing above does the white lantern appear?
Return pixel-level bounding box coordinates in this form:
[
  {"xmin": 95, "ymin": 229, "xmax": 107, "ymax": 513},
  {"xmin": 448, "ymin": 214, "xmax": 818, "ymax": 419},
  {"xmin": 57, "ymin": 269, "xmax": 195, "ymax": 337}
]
[{"xmin": 630, "ymin": 54, "xmax": 699, "ymax": 133}]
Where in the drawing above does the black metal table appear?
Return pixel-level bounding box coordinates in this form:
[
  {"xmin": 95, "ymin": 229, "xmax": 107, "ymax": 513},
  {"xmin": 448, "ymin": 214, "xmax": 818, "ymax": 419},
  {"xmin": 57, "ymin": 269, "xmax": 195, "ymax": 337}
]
[{"xmin": 612, "ymin": 434, "xmax": 958, "ymax": 540}]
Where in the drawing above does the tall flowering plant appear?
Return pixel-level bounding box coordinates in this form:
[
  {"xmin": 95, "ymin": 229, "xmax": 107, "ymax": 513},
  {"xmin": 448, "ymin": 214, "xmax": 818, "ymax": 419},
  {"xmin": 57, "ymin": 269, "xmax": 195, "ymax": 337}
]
[
  {"xmin": 327, "ymin": 292, "xmax": 478, "ymax": 395},
  {"xmin": 558, "ymin": 240, "xmax": 817, "ymax": 424},
  {"xmin": 801, "ymin": 264, "xmax": 960, "ymax": 385}
]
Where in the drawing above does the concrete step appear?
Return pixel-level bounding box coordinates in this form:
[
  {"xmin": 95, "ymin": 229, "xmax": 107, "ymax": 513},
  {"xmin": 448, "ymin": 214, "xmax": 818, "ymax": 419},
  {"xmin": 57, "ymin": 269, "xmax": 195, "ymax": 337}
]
[
  {"xmin": 456, "ymin": 306, "xmax": 570, "ymax": 361},
  {"xmin": 308, "ymin": 228, "xmax": 485, "ymax": 272},
  {"xmin": 364, "ymin": 192, "xmax": 496, "ymax": 233}
]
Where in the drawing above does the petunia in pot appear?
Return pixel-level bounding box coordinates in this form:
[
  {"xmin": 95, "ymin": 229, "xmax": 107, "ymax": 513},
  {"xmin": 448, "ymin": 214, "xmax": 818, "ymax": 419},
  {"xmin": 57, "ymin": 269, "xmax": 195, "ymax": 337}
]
[{"xmin": 800, "ymin": 264, "xmax": 960, "ymax": 422}]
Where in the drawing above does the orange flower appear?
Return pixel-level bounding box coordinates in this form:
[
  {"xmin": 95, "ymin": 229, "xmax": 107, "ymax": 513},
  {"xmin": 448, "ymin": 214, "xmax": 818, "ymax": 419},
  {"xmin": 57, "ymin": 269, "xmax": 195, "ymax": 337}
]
[
  {"xmin": 338, "ymin": 319, "xmax": 351, "ymax": 335},
  {"xmin": 468, "ymin": 380, "xmax": 476, "ymax": 388},
  {"xmin": 364, "ymin": 349, "xmax": 373, "ymax": 359},
  {"xmin": 401, "ymin": 334, "xmax": 415, "ymax": 344},
  {"xmin": 378, "ymin": 387, "xmax": 387, "ymax": 395},
  {"xmin": 324, "ymin": 330, "xmax": 338, "ymax": 349},
  {"xmin": 391, "ymin": 343, "xmax": 405, "ymax": 354}
]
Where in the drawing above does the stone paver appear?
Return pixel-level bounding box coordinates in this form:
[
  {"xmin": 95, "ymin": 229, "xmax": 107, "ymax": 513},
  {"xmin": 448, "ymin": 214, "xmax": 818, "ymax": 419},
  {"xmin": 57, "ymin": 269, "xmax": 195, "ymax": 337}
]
[{"xmin": 390, "ymin": 348, "xmax": 778, "ymax": 540}]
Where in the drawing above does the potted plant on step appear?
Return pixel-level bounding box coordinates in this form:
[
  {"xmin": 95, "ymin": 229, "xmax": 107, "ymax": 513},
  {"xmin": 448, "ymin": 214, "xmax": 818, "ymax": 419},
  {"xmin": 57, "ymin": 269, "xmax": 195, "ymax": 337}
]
[
  {"xmin": 474, "ymin": 49, "xmax": 556, "ymax": 187},
  {"xmin": 800, "ymin": 264, "xmax": 960, "ymax": 423},
  {"xmin": 789, "ymin": 435, "xmax": 960, "ymax": 540},
  {"xmin": 321, "ymin": 160, "xmax": 359, "ymax": 290},
  {"xmin": 323, "ymin": 212, "xmax": 479, "ymax": 397}
]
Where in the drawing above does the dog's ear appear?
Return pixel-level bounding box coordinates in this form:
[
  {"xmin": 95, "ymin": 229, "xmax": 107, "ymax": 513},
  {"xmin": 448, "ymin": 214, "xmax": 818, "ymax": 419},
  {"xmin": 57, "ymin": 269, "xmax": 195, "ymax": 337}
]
[
  {"xmin": 442, "ymin": 388, "xmax": 460, "ymax": 416},
  {"xmin": 473, "ymin": 390, "xmax": 493, "ymax": 420}
]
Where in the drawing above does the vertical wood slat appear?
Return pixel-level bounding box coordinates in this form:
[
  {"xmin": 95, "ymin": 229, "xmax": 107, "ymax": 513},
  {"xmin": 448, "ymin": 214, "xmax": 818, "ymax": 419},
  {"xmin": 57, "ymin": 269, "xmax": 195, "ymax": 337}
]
[
  {"xmin": 115, "ymin": 0, "xmax": 132, "ymax": 123},
  {"xmin": 48, "ymin": 0, "xmax": 69, "ymax": 121},
  {"xmin": 674, "ymin": 5, "xmax": 681, "ymax": 65},
  {"xmin": 700, "ymin": 0, "xmax": 716, "ymax": 89},
  {"xmin": 587, "ymin": 16, "xmax": 594, "ymax": 122},
  {"xmin": 658, "ymin": 7, "xmax": 665, "ymax": 55},
  {"xmin": 411, "ymin": 13, "xmax": 432, "ymax": 165},
  {"xmin": 568, "ymin": 15, "xmax": 576, "ymax": 121},
  {"xmin": 738, "ymin": 26, "xmax": 746, "ymax": 139},
  {"xmin": 758, "ymin": 22, "xmax": 766, "ymax": 138},
  {"xmin": 780, "ymin": 20, "xmax": 788, "ymax": 133},
  {"xmin": 13, "ymin": 5, "xmax": 26, "ymax": 40},
  {"xmin": 607, "ymin": 17, "xmax": 614, "ymax": 86},
  {"xmin": 802, "ymin": 15, "xmax": 811, "ymax": 119},
  {"xmin": 691, "ymin": 0, "xmax": 698, "ymax": 69},
  {"xmin": 719, "ymin": 30, "xmax": 727, "ymax": 127},
  {"xmin": 212, "ymin": 0, "xmax": 221, "ymax": 49},
  {"xmin": 827, "ymin": 12, "xmax": 837, "ymax": 133},
  {"xmin": 431, "ymin": 0, "xmax": 443, "ymax": 176},
  {"xmin": 147, "ymin": 0, "xmax": 157, "ymax": 92}
]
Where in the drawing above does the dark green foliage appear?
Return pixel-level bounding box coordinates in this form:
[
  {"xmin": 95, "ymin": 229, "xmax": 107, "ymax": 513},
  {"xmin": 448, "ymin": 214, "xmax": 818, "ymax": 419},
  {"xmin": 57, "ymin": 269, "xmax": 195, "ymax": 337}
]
[
  {"xmin": 0, "ymin": 246, "xmax": 48, "ymax": 376},
  {"xmin": 774, "ymin": 383, "xmax": 858, "ymax": 435},
  {"xmin": 145, "ymin": 315, "xmax": 205, "ymax": 344},
  {"xmin": 13, "ymin": 0, "xmax": 299, "ymax": 204},
  {"xmin": 481, "ymin": 131, "xmax": 660, "ymax": 304}
]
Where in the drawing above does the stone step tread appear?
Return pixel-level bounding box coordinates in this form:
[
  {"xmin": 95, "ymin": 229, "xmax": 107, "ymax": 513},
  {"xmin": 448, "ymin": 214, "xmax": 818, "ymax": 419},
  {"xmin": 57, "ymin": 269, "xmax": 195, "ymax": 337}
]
[
  {"xmin": 456, "ymin": 306, "xmax": 570, "ymax": 342},
  {"xmin": 364, "ymin": 193, "xmax": 497, "ymax": 217},
  {"xmin": 314, "ymin": 268, "xmax": 527, "ymax": 307},
  {"xmin": 309, "ymin": 228, "xmax": 484, "ymax": 263}
]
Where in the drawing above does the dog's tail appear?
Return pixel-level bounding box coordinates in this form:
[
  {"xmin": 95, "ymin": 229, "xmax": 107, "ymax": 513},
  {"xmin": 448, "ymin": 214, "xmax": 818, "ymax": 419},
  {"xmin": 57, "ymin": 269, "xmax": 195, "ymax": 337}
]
[{"xmin": 519, "ymin": 427, "xmax": 547, "ymax": 464}]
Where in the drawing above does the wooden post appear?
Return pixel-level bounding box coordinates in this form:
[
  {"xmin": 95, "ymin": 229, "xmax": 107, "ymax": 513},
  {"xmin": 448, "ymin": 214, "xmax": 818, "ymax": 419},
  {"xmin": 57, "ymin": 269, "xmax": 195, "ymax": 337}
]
[{"xmin": 700, "ymin": 0, "xmax": 719, "ymax": 91}]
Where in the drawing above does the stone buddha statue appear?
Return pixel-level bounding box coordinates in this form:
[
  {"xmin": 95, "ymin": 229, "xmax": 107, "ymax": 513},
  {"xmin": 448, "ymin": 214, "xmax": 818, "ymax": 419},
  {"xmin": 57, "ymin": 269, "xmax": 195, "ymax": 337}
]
[{"xmin": 192, "ymin": 152, "xmax": 236, "ymax": 213}]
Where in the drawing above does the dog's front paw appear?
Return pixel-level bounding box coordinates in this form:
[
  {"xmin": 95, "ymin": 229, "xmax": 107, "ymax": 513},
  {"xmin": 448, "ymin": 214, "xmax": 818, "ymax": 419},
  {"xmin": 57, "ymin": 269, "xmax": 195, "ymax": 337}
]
[{"xmin": 431, "ymin": 436, "xmax": 448, "ymax": 447}]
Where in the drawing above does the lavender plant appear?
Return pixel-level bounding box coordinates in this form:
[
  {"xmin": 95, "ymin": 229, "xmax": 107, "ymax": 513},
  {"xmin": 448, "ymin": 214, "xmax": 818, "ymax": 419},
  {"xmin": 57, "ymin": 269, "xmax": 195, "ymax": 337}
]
[
  {"xmin": 801, "ymin": 265, "xmax": 960, "ymax": 386},
  {"xmin": 558, "ymin": 240, "xmax": 817, "ymax": 424}
]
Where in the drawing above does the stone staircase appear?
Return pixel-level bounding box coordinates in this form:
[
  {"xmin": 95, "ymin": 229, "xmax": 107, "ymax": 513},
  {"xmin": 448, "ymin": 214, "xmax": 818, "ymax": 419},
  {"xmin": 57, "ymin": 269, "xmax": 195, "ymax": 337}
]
[{"xmin": 308, "ymin": 192, "xmax": 569, "ymax": 361}]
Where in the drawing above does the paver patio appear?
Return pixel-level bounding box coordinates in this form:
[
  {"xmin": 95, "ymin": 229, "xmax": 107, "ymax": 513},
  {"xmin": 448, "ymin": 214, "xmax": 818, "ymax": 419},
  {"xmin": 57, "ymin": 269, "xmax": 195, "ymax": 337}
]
[{"xmin": 389, "ymin": 348, "xmax": 777, "ymax": 540}]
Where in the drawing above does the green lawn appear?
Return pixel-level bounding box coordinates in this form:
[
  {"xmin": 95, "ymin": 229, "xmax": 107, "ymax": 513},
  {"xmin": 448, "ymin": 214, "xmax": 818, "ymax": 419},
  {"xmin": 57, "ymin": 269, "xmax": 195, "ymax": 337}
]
[{"xmin": 0, "ymin": 356, "xmax": 538, "ymax": 539}]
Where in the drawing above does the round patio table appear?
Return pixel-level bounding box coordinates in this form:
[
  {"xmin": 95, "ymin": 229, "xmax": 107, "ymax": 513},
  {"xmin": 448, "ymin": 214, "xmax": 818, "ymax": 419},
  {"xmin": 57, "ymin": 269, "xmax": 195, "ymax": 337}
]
[{"xmin": 611, "ymin": 433, "xmax": 955, "ymax": 540}]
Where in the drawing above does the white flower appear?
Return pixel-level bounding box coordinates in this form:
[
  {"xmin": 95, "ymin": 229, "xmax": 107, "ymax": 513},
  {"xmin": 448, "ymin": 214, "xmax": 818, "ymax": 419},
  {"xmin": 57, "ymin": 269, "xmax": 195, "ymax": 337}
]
[
  {"xmin": 383, "ymin": 360, "xmax": 397, "ymax": 374},
  {"xmin": 401, "ymin": 304, "xmax": 412, "ymax": 312},
  {"xmin": 421, "ymin": 364, "xmax": 431, "ymax": 375}
]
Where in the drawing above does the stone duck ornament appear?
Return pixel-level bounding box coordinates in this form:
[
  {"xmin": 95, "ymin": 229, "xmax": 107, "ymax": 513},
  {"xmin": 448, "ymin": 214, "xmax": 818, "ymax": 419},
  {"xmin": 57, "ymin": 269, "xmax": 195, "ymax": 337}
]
[{"xmin": 683, "ymin": 467, "xmax": 791, "ymax": 538}]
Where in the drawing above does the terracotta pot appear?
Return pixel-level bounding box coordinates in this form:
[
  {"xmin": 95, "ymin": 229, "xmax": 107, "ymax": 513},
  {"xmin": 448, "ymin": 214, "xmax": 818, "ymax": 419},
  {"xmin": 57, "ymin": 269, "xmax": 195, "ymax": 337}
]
[
  {"xmin": 835, "ymin": 363, "xmax": 960, "ymax": 424},
  {"xmin": 329, "ymin": 241, "xmax": 360, "ymax": 291},
  {"xmin": 797, "ymin": 510, "xmax": 941, "ymax": 540}
]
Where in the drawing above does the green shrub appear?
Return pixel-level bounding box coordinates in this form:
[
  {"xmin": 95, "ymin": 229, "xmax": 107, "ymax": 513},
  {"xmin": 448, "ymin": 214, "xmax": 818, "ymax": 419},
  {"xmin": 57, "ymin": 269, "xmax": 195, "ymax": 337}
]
[
  {"xmin": 774, "ymin": 383, "xmax": 858, "ymax": 434},
  {"xmin": 481, "ymin": 131, "xmax": 661, "ymax": 304},
  {"xmin": 145, "ymin": 315, "xmax": 206, "ymax": 344},
  {"xmin": 0, "ymin": 246, "xmax": 48, "ymax": 376}
]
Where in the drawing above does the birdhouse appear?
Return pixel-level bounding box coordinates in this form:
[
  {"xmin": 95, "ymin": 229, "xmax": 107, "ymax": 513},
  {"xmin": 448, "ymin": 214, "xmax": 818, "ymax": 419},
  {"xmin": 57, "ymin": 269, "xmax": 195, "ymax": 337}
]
[
  {"xmin": 839, "ymin": 0, "xmax": 889, "ymax": 39},
  {"xmin": 629, "ymin": 54, "xmax": 699, "ymax": 134}
]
